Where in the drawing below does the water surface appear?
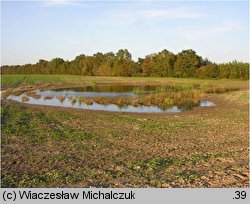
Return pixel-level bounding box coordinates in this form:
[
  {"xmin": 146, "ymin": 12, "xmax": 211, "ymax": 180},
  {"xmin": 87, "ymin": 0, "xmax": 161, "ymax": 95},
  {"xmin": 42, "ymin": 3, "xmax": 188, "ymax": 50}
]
[
  {"xmin": 7, "ymin": 85, "xmax": 215, "ymax": 113},
  {"xmin": 38, "ymin": 85, "xmax": 157, "ymax": 98}
]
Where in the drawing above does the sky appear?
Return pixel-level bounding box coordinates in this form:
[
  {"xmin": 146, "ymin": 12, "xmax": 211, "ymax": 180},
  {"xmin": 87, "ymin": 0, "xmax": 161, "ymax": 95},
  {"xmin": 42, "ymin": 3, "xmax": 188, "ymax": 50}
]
[{"xmin": 1, "ymin": 0, "xmax": 249, "ymax": 65}]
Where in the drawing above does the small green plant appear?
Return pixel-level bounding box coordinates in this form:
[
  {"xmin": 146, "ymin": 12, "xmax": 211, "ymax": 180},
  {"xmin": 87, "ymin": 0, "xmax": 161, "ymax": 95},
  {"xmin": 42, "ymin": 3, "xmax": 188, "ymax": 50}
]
[
  {"xmin": 163, "ymin": 97, "xmax": 174, "ymax": 106},
  {"xmin": 78, "ymin": 96, "xmax": 85, "ymax": 104},
  {"xmin": 70, "ymin": 97, "xmax": 77, "ymax": 105},
  {"xmin": 156, "ymin": 86, "xmax": 167, "ymax": 93},
  {"xmin": 22, "ymin": 95, "xmax": 29, "ymax": 102},
  {"xmin": 132, "ymin": 87, "xmax": 144, "ymax": 95},
  {"xmin": 92, "ymin": 81, "xmax": 97, "ymax": 87}
]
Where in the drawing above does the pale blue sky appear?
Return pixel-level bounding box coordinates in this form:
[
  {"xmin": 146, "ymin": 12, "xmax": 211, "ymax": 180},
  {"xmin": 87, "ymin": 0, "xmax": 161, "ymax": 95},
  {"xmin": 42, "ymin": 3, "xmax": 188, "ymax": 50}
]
[{"xmin": 1, "ymin": 0, "xmax": 249, "ymax": 65}]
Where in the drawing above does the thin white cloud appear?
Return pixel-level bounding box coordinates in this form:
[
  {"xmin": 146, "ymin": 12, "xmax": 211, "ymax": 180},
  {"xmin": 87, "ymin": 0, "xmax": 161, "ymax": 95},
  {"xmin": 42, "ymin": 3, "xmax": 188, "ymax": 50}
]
[
  {"xmin": 43, "ymin": 0, "xmax": 79, "ymax": 7},
  {"xmin": 141, "ymin": 8, "xmax": 202, "ymax": 19},
  {"xmin": 215, "ymin": 21, "xmax": 244, "ymax": 32},
  {"xmin": 101, "ymin": 7, "xmax": 203, "ymax": 26},
  {"xmin": 181, "ymin": 21, "xmax": 245, "ymax": 40}
]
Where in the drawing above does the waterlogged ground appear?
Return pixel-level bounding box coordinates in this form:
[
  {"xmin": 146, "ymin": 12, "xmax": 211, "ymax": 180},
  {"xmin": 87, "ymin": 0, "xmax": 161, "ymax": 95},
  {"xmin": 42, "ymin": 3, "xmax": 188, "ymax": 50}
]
[
  {"xmin": 6, "ymin": 85, "xmax": 215, "ymax": 113},
  {"xmin": 1, "ymin": 76, "xmax": 249, "ymax": 187}
]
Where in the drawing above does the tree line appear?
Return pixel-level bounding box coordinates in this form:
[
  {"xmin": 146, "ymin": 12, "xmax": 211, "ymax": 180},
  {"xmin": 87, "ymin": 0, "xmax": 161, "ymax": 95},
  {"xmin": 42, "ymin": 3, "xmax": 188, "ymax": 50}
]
[{"xmin": 1, "ymin": 49, "xmax": 249, "ymax": 79}]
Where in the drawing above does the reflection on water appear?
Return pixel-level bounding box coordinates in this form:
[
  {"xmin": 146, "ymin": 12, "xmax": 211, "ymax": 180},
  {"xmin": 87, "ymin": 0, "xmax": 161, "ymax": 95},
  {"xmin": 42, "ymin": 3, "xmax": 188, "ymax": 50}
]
[
  {"xmin": 7, "ymin": 85, "xmax": 215, "ymax": 113},
  {"xmin": 7, "ymin": 94, "xmax": 215, "ymax": 113},
  {"xmin": 38, "ymin": 85, "xmax": 157, "ymax": 98},
  {"xmin": 42, "ymin": 85, "xmax": 158, "ymax": 93},
  {"xmin": 199, "ymin": 100, "xmax": 215, "ymax": 107},
  {"xmin": 8, "ymin": 94, "xmax": 183, "ymax": 113}
]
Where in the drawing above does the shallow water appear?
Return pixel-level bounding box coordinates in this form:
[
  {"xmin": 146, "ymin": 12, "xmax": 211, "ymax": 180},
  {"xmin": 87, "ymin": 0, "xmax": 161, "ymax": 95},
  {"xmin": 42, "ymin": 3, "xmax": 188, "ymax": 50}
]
[
  {"xmin": 38, "ymin": 85, "xmax": 157, "ymax": 98},
  {"xmin": 8, "ymin": 94, "xmax": 183, "ymax": 113},
  {"xmin": 7, "ymin": 85, "xmax": 215, "ymax": 113}
]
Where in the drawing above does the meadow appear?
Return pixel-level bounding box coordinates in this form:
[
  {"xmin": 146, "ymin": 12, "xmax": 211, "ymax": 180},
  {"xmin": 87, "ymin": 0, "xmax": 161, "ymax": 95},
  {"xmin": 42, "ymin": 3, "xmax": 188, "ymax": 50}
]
[
  {"xmin": 1, "ymin": 74, "xmax": 249, "ymax": 187},
  {"xmin": 1, "ymin": 74, "xmax": 248, "ymax": 89}
]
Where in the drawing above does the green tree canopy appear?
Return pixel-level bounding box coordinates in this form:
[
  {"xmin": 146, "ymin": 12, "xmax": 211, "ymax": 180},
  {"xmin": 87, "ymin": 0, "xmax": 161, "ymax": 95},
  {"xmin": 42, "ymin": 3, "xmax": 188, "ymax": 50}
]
[{"xmin": 1, "ymin": 49, "xmax": 248, "ymax": 80}]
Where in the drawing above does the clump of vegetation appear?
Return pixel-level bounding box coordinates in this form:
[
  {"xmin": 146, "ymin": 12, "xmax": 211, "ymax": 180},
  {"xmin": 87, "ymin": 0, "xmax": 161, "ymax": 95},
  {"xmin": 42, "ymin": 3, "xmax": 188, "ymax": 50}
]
[
  {"xmin": 135, "ymin": 90, "xmax": 204, "ymax": 109},
  {"xmin": 113, "ymin": 97, "xmax": 133, "ymax": 107},
  {"xmin": 92, "ymin": 81, "xmax": 97, "ymax": 87},
  {"xmin": 78, "ymin": 89, "xmax": 204, "ymax": 110},
  {"xmin": 92, "ymin": 97, "xmax": 109, "ymax": 105},
  {"xmin": 58, "ymin": 86, "xmax": 205, "ymax": 110},
  {"xmin": 155, "ymin": 86, "xmax": 167, "ymax": 93},
  {"xmin": 163, "ymin": 98, "xmax": 174, "ymax": 106},
  {"xmin": 69, "ymin": 97, "xmax": 77, "ymax": 105},
  {"xmin": 132, "ymin": 87, "xmax": 144, "ymax": 95},
  {"xmin": 22, "ymin": 95, "xmax": 29, "ymax": 102},
  {"xmin": 192, "ymin": 83, "xmax": 201, "ymax": 89},
  {"xmin": 131, "ymin": 99, "xmax": 142, "ymax": 107},
  {"xmin": 2, "ymin": 89, "xmax": 14, "ymax": 99},
  {"xmin": 77, "ymin": 96, "xmax": 85, "ymax": 105},
  {"xmin": 115, "ymin": 97, "xmax": 131, "ymax": 107},
  {"xmin": 91, "ymin": 96, "xmax": 131, "ymax": 107},
  {"xmin": 12, "ymin": 89, "xmax": 26, "ymax": 96},
  {"xmin": 56, "ymin": 95, "xmax": 65, "ymax": 103},
  {"xmin": 44, "ymin": 95, "xmax": 53, "ymax": 100},
  {"xmin": 26, "ymin": 91, "xmax": 41, "ymax": 99},
  {"xmin": 200, "ymin": 83, "xmax": 213, "ymax": 90},
  {"xmin": 83, "ymin": 98, "xmax": 93, "ymax": 105},
  {"xmin": 204, "ymin": 87, "xmax": 239, "ymax": 94},
  {"xmin": 155, "ymin": 84, "xmax": 194, "ymax": 93}
]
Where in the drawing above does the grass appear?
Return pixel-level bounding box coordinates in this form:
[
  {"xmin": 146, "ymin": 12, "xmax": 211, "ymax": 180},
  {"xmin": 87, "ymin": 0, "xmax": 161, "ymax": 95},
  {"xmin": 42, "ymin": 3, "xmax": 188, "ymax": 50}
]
[
  {"xmin": 1, "ymin": 75, "xmax": 63, "ymax": 88},
  {"xmin": 69, "ymin": 97, "xmax": 77, "ymax": 105},
  {"xmin": 1, "ymin": 74, "xmax": 248, "ymax": 89},
  {"xmin": 132, "ymin": 87, "xmax": 145, "ymax": 95},
  {"xmin": 89, "ymin": 89, "xmax": 204, "ymax": 109},
  {"xmin": 77, "ymin": 96, "xmax": 85, "ymax": 104},
  {"xmin": 2, "ymin": 75, "xmax": 247, "ymax": 110},
  {"xmin": 1, "ymin": 75, "xmax": 249, "ymax": 188},
  {"xmin": 223, "ymin": 91, "xmax": 249, "ymax": 105},
  {"xmin": 21, "ymin": 96, "xmax": 29, "ymax": 102}
]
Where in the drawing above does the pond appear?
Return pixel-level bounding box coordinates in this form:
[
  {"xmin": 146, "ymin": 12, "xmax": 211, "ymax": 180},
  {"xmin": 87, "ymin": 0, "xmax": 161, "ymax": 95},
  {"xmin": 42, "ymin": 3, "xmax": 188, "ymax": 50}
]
[
  {"xmin": 37, "ymin": 85, "xmax": 156, "ymax": 98},
  {"xmin": 7, "ymin": 85, "xmax": 215, "ymax": 113}
]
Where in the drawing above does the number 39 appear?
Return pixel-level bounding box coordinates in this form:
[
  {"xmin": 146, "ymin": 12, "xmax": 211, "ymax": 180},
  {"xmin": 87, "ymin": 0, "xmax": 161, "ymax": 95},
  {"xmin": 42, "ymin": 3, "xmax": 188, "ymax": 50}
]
[{"xmin": 234, "ymin": 191, "xmax": 246, "ymax": 199}]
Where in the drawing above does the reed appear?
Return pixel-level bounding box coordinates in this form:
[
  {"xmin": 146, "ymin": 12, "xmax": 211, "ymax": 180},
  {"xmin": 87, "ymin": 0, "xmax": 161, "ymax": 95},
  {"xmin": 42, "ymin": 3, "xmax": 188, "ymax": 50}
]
[
  {"xmin": 2, "ymin": 89, "xmax": 13, "ymax": 99},
  {"xmin": 155, "ymin": 86, "xmax": 167, "ymax": 93},
  {"xmin": 84, "ymin": 98, "xmax": 93, "ymax": 105},
  {"xmin": 132, "ymin": 87, "xmax": 144, "ymax": 95},
  {"xmin": 77, "ymin": 96, "xmax": 85, "ymax": 105},
  {"xmin": 204, "ymin": 87, "xmax": 239, "ymax": 94},
  {"xmin": 44, "ymin": 95, "xmax": 53, "ymax": 100},
  {"xmin": 69, "ymin": 96, "xmax": 77, "ymax": 105},
  {"xmin": 12, "ymin": 89, "xmax": 26, "ymax": 96},
  {"xmin": 26, "ymin": 91, "xmax": 41, "ymax": 99},
  {"xmin": 56, "ymin": 95, "xmax": 65, "ymax": 103},
  {"xmin": 21, "ymin": 95, "xmax": 29, "ymax": 102}
]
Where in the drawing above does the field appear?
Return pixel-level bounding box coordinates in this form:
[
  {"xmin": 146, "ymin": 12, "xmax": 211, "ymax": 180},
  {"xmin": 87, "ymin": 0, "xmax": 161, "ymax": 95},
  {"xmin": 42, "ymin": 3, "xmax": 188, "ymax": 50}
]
[
  {"xmin": 1, "ymin": 74, "xmax": 248, "ymax": 89},
  {"xmin": 1, "ymin": 74, "xmax": 249, "ymax": 187}
]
